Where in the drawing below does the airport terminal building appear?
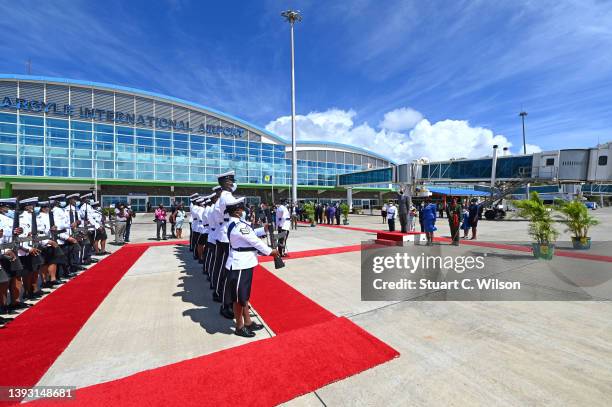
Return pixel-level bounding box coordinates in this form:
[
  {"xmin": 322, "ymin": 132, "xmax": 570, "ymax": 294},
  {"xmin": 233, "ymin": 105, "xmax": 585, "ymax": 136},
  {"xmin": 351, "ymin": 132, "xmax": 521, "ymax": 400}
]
[{"xmin": 0, "ymin": 75, "xmax": 394, "ymax": 211}]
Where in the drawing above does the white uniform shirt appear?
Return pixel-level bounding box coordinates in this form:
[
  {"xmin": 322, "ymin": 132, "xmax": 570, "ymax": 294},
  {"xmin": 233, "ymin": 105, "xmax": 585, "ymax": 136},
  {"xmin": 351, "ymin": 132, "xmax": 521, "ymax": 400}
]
[
  {"xmin": 386, "ymin": 205, "xmax": 397, "ymax": 220},
  {"xmin": 64, "ymin": 204, "xmax": 81, "ymax": 227},
  {"xmin": 214, "ymin": 190, "xmax": 234, "ymax": 243},
  {"xmin": 191, "ymin": 205, "xmax": 202, "ymax": 233},
  {"xmin": 36, "ymin": 212, "xmax": 53, "ymax": 246},
  {"xmin": 225, "ymin": 216, "xmax": 272, "ymax": 270},
  {"xmin": 53, "ymin": 206, "xmax": 71, "ymax": 243},
  {"xmin": 92, "ymin": 210, "xmax": 104, "ymax": 231},
  {"xmin": 17, "ymin": 212, "xmax": 35, "ymax": 256},
  {"xmin": 0, "ymin": 213, "xmax": 12, "ymax": 245},
  {"xmin": 79, "ymin": 203, "xmax": 98, "ymax": 229},
  {"xmin": 276, "ymin": 205, "xmax": 291, "ymax": 231},
  {"xmin": 201, "ymin": 205, "xmax": 211, "ymax": 234}
]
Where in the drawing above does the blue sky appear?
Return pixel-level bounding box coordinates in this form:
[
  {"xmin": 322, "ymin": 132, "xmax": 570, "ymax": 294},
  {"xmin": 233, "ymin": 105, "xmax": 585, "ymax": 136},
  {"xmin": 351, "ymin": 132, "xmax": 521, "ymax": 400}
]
[{"xmin": 1, "ymin": 0, "xmax": 611, "ymax": 162}]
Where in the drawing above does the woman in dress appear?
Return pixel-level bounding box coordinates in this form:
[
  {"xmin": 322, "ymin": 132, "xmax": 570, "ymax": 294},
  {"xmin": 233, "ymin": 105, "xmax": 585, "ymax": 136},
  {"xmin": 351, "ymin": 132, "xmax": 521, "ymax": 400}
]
[
  {"xmin": 421, "ymin": 197, "xmax": 437, "ymax": 245},
  {"xmin": 174, "ymin": 204, "xmax": 185, "ymax": 239}
]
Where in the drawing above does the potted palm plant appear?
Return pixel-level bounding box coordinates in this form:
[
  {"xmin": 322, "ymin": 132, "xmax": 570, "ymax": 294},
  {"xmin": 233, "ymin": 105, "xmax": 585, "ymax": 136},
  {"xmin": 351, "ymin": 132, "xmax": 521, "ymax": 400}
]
[
  {"xmin": 339, "ymin": 203, "xmax": 350, "ymax": 225},
  {"xmin": 513, "ymin": 192, "xmax": 559, "ymax": 260},
  {"xmin": 303, "ymin": 202, "xmax": 316, "ymax": 227},
  {"xmin": 555, "ymin": 199, "xmax": 599, "ymax": 250}
]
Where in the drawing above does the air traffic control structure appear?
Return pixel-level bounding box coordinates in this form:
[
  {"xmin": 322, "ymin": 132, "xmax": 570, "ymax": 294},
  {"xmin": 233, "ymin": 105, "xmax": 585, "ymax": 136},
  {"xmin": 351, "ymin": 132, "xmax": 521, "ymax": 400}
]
[{"xmin": 338, "ymin": 142, "xmax": 612, "ymax": 218}]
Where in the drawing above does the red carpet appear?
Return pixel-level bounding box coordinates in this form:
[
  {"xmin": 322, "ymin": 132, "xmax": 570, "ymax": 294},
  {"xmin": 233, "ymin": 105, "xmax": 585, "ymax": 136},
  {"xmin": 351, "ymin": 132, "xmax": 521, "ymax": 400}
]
[
  {"xmin": 0, "ymin": 245, "xmax": 148, "ymax": 396},
  {"xmin": 313, "ymin": 222, "xmax": 612, "ymax": 263},
  {"xmin": 250, "ymin": 265, "xmax": 336, "ymax": 333},
  {"xmin": 258, "ymin": 244, "xmax": 362, "ymax": 263},
  {"xmin": 30, "ymin": 317, "xmax": 399, "ymax": 407},
  {"xmin": 128, "ymin": 240, "xmax": 189, "ymax": 247},
  {"xmin": 2, "ymin": 241, "xmax": 400, "ymax": 406}
]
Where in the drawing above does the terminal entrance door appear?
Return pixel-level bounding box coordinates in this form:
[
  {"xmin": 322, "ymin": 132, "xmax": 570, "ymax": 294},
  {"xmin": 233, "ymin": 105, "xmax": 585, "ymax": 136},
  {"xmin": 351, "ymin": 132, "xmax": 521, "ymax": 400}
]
[{"xmin": 128, "ymin": 196, "xmax": 147, "ymax": 212}]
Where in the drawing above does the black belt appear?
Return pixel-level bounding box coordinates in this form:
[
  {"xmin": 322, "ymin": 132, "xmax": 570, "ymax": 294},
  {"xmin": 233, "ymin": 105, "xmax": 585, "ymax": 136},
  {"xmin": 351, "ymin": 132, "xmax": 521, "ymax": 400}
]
[
  {"xmin": 203, "ymin": 224, "xmax": 209, "ymax": 226},
  {"xmin": 233, "ymin": 247, "xmax": 257, "ymax": 252},
  {"xmin": 211, "ymin": 228, "xmax": 216, "ymax": 231}
]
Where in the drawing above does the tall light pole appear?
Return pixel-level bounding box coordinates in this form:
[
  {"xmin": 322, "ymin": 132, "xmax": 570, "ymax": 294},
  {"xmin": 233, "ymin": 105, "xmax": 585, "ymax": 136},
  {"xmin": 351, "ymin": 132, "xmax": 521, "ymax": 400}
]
[
  {"xmin": 519, "ymin": 111, "xmax": 528, "ymax": 155},
  {"xmin": 281, "ymin": 9, "xmax": 302, "ymax": 204}
]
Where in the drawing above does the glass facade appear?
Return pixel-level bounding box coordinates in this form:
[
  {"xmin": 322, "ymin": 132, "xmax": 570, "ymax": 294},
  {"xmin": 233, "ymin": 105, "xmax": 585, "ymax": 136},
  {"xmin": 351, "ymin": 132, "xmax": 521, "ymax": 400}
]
[
  {"xmin": 338, "ymin": 167, "xmax": 394, "ymax": 186},
  {"xmin": 0, "ymin": 79, "xmax": 390, "ymax": 187},
  {"xmin": 422, "ymin": 156, "xmax": 533, "ymax": 180}
]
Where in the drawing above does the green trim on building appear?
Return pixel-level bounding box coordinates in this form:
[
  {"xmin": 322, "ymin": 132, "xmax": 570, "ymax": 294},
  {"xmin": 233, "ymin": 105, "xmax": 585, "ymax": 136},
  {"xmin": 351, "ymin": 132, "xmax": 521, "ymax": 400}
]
[
  {"xmin": 0, "ymin": 181, "xmax": 12, "ymax": 198},
  {"xmin": 0, "ymin": 176, "xmax": 391, "ymax": 193}
]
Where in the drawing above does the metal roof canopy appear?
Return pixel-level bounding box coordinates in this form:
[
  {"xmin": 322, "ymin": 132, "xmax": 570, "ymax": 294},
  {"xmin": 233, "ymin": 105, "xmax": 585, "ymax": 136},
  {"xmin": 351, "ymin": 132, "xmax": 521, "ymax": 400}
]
[{"xmin": 427, "ymin": 187, "xmax": 489, "ymax": 196}]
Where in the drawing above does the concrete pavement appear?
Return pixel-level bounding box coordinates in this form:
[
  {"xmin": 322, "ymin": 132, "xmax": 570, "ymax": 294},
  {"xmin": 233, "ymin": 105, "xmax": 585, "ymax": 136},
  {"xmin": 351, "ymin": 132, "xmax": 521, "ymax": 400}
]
[{"xmin": 19, "ymin": 208, "xmax": 612, "ymax": 405}]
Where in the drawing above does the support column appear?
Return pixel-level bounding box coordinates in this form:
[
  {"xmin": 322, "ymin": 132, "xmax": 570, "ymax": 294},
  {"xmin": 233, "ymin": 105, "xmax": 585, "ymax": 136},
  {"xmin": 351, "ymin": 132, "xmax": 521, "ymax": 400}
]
[
  {"xmin": 0, "ymin": 182, "xmax": 12, "ymax": 198},
  {"xmin": 347, "ymin": 187, "xmax": 353, "ymax": 211}
]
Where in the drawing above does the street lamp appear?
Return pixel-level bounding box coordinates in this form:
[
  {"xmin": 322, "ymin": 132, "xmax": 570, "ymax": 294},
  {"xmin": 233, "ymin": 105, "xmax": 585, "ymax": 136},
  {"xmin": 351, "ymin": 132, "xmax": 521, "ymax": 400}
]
[
  {"xmin": 281, "ymin": 9, "xmax": 302, "ymax": 205},
  {"xmin": 519, "ymin": 111, "xmax": 528, "ymax": 155}
]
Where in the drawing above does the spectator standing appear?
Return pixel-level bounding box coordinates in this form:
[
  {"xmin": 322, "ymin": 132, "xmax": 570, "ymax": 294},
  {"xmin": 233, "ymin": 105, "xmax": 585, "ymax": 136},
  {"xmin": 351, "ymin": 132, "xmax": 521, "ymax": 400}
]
[
  {"xmin": 169, "ymin": 199, "xmax": 177, "ymax": 238},
  {"xmin": 386, "ymin": 201, "xmax": 397, "ymax": 231},
  {"xmin": 381, "ymin": 203, "xmax": 388, "ymax": 223},
  {"xmin": 327, "ymin": 204, "xmax": 335, "ymax": 225},
  {"xmin": 155, "ymin": 204, "xmax": 168, "ymax": 240},
  {"xmin": 124, "ymin": 204, "xmax": 135, "ymax": 243},
  {"xmin": 422, "ymin": 197, "xmax": 437, "ymax": 245},
  {"xmin": 408, "ymin": 205, "xmax": 417, "ymax": 231},
  {"xmin": 468, "ymin": 198, "xmax": 482, "ymax": 240},
  {"xmin": 397, "ymin": 189, "xmax": 409, "ymax": 233},
  {"xmin": 174, "ymin": 204, "xmax": 186, "ymax": 239},
  {"xmin": 114, "ymin": 203, "xmax": 128, "ymax": 245},
  {"xmin": 291, "ymin": 204, "xmax": 298, "ymax": 230}
]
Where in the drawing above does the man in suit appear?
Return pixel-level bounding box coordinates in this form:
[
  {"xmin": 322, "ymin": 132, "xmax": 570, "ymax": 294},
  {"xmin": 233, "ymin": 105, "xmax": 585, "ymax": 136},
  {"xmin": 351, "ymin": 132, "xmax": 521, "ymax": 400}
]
[{"xmin": 397, "ymin": 188, "xmax": 410, "ymax": 233}]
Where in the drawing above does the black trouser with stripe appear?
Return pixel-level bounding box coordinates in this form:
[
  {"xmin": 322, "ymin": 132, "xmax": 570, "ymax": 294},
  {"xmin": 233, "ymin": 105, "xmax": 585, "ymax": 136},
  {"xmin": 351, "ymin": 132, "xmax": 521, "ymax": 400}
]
[
  {"xmin": 205, "ymin": 241, "xmax": 216, "ymax": 287},
  {"xmin": 191, "ymin": 231, "xmax": 200, "ymax": 260},
  {"xmin": 212, "ymin": 241, "xmax": 229, "ymax": 296},
  {"xmin": 199, "ymin": 233, "xmax": 208, "ymax": 270}
]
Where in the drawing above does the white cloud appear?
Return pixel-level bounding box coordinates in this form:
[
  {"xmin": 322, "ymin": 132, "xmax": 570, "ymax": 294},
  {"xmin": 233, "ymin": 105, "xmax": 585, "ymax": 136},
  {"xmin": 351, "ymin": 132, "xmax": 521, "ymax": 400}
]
[
  {"xmin": 265, "ymin": 107, "xmax": 537, "ymax": 163},
  {"xmin": 525, "ymin": 144, "xmax": 542, "ymax": 154},
  {"xmin": 379, "ymin": 107, "xmax": 423, "ymax": 131}
]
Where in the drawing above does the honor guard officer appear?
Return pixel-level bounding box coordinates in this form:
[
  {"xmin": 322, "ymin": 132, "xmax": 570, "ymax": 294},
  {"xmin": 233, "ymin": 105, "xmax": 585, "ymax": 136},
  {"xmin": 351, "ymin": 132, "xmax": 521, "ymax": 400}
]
[
  {"xmin": 275, "ymin": 199, "xmax": 291, "ymax": 257},
  {"xmin": 190, "ymin": 197, "xmax": 201, "ymax": 259},
  {"xmin": 48, "ymin": 194, "xmax": 71, "ymax": 281},
  {"xmin": 56, "ymin": 194, "xmax": 83, "ymax": 276},
  {"xmin": 91, "ymin": 201, "xmax": 109, "ymax": 256},
  {"xmin": 224, "ymin": 197, "xmax": 279, "ymax": 337},
  {"xmin": 36, "ymin": 201, "xmax": 66, "ymax": 288},
  {"xmin": 188, "ymin": 193, "xmax": 200, "ymax": 253},
  {"xmin": 193, "ymin": 197, "xmax": 206, "ymax": 262},
  {"xmin": 200, "ymin": 194, "xmax": 215, "ymax": 277},
  {"xmin": 18, "ymin": 198, "xmax": 44, "ymax": 300},
  {"xmin": 0, "ymin": 198, "xmax": 22, "ymax": 312},
  {"xmin": 210, "ymin": 182, "xmax": 229, "ymax": 302},
  {"xmin": 78, "ymin": 193, "xmax": 97, "ymax": 264},
  {"xmin": 205, "ymin": 187, "xmax": 221, "ymax": 288},
  {"xmin": 212, "ymin": 171, "xmax": 237, "ymax": 319},
  {"xmin": 65, "ymin": 193, "xmax": 86, "ymax": 270}
]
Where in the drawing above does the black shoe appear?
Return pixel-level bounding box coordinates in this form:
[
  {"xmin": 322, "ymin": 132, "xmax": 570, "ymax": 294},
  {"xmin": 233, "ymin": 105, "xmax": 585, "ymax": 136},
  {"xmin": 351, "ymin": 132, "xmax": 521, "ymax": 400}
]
[
  {"xmin": 245, "ymin": 322, "xmax": 264, "ymax": 332},
  {"xmin": 90, "ymin": 258, "xmax": 99, "ymax": 263},
  {"xmin": 234, "ymin": 326, "xmax": 255, "ymax": 338},
  {"xmin": 42, "ymin": 281, "xmax": 53, "ymax": 289},
  {"xmin": 8, "ymin": 302, "xmax": 30, "ymax": 310},
  {"xmin": 212, "ymin": 293, "xmax": 221, "ymax": 303},
  {"xmin": 220, "ymin": 306, "xmax": 234, "ymax": 320},
  {"xmin": 32, "ymin": 291, "xmax": 45, "ymax": 298}
]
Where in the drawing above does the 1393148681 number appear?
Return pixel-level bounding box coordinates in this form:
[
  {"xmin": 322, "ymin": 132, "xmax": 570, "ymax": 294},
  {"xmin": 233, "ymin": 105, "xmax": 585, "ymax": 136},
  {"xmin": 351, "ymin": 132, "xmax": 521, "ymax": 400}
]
[{"xmin": 1, "ymin": 386, "xmax": 76, "ymax": 400}]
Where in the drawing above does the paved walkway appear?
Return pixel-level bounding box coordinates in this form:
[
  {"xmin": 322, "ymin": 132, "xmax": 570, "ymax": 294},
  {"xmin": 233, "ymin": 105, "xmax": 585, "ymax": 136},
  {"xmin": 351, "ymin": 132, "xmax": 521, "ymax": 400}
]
[{"xmin": 4, "ymin": 210, "xmax": 611, "ymax": 405}]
